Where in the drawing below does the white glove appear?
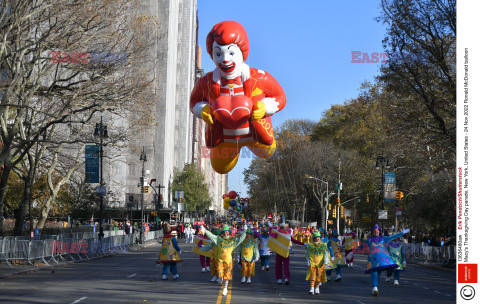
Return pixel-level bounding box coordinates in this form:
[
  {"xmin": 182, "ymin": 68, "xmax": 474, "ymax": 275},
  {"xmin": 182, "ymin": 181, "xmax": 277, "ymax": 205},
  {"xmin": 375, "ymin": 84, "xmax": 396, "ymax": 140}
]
[
  {"xmin": 331, "ymin": 257, "xmax": 335, "ymax": 262},
  {"xmin": 237, "ymin": 256, "xmax": 240, "ymax": 263},
  {"xmin": 402, "ymin": 228, "xmax": 410, "ymax": 234},
  {"xmin": 243, "ymin": 224, "xmax": 248, "ymax": 231},
  {"xmin": 179, "ymin": 250, "xmax": 182, "ymax": 254},
  {"xmin": 201, "ymin": 245, "xmax": 205, "ymax": 248},
  {"xmin": 254, "ymin": 258, "xmax": 259, "ymax": 262},
  {"xmin": 267, "ymin": 221, "xmax": 273, "ymax": 228},
  {"xmin": 402, "ymin": 261, "xmax": 407, "ymax": 267}
]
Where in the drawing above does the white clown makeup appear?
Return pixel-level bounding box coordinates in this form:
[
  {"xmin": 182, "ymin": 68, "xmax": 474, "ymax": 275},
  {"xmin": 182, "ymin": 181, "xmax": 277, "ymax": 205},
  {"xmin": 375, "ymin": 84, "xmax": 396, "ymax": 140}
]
[{"xmin": 212, "ymin": 42, "xmax": 244, "ymax": 77}]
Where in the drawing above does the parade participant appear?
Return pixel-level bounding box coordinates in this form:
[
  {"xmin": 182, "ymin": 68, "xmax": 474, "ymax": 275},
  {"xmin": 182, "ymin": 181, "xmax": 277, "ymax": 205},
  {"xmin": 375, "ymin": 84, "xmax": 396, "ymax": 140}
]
[
  {"xmin": 270, "ymin": 222, "xmax": 304, "ymax": 285},
  {"xmin": 201, "ymin": 224, "xmax": 247, "ymax": 296},
  {"xmin": 344, "ymin": 228, "xmax": 359, "ymax": 267},
  {"xmin": 326, "ymin": 229, "xmax": 346, "ymax": 282},
  {"xmin": 202, "ymin": 227, "xmax": 222, "ymax": 282},
  {"xmin": 365, "ymin": 224, "xmax": 410, "ymax": 296},
  {"xmin": 305, "ymin": 231, "xmax": 329, "ymax": 295},
  {"xmin": 157, "ymin": 224, "xmax": 182, "ymax": 280},
  {"xmin": 185, "ymin": 223, "xmax": 195, "ymax": 243},
  {"xmin": 189, "ymin": 21, "xmax": 287, "ymax": 174},
  {"xmin": 385, "ymin": 231, "xmax": 407, "ymax": 286},
  {"xmin": 318, "ymin": 228, "xmax": 335, "ymax": 284},
  {"xmin": 237, "ymin": 228, "xmax": 259, "ymax": 284},
  {"xmin": 196, "ymin": 228, "xmax": 212, "ymax": 273},
  {"xmin": 258, "ymin": 224, "xmax": 271, "ymax": 271}
]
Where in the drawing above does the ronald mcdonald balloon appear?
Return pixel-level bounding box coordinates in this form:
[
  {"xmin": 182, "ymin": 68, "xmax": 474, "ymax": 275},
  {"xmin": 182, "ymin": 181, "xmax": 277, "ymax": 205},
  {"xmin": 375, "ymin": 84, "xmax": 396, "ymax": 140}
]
[{"xmin": 190, "ymin": 21, "xmax": 286, "ymax": 174}]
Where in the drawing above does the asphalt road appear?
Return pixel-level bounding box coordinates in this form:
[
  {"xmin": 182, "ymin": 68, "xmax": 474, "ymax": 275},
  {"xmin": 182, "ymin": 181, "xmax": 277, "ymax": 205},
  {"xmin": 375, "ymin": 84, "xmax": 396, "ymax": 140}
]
[{"xmin": 0, "ymin": 240, "xmax": 456, "ymax": 304}]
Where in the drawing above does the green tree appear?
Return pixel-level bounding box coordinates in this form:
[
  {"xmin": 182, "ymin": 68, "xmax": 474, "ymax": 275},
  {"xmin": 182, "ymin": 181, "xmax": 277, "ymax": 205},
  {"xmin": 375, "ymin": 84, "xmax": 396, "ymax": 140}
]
[{"xmin": 171, "ymin": 163, "xmax": 211, "ymax": 213}]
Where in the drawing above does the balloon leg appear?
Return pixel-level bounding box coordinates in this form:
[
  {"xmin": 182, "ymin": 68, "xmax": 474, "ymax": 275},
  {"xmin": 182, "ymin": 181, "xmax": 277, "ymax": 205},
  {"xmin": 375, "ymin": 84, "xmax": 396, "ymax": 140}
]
[
  {"xmin": 210, "ymin": 142, "xmax": 240, "ymax": 174},
  {"xmin": 248, "ymin": 138, "xmax": 276, "ymax": 158}
]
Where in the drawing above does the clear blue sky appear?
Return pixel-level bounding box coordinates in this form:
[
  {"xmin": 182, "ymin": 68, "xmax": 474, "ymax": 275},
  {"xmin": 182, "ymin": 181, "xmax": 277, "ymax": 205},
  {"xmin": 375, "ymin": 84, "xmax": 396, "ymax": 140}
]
[{"xmin": 197, "ymin": 0, "xmax": 387, "ymax": 197}]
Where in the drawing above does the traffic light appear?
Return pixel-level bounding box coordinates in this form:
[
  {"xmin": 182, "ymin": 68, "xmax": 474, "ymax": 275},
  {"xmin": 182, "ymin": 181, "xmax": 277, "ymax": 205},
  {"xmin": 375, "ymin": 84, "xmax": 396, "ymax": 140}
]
[
  {"xmin": 328, "ymin": 204, "xmax": 332, "ymax": 211},
  {"xmin": 366, "ymin": 194, "xmax": 369, "ymax": 202},
  {"xmin": 340, "ymin": 206, "xmax": 345, "ymax": 218},
  {"xmin": 144, "ymin": 186, "xmax": 149, "ymax": 193},
  {"xmin": 332, "ymin": 206, "xmax": 337, "ymax": 218},
  {"xmin": 395, "ymin": 191, "xmax": 404, "ymax": 200}
]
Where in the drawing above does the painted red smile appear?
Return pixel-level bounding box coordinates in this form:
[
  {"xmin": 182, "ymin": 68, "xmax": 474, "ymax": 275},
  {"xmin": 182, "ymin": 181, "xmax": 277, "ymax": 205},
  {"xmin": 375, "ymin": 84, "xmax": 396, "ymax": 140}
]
[{"xmin": 219, "ymin": 62, "xmax": 235, "ymax": 73}]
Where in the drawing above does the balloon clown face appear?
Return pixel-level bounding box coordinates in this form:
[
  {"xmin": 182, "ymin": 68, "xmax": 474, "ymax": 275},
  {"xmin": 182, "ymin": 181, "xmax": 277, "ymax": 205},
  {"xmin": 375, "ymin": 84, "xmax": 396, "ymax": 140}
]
[
  {"xmin": 207, "ymin": 21, "xmax": 249, "ymax": 77},
  {"xmin": 212, "ymin": 42, "xmax": 244, "ymax": 76}
]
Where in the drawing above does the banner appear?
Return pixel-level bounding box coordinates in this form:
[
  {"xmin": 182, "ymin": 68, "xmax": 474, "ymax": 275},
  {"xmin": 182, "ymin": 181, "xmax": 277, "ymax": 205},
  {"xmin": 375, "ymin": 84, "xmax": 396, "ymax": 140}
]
[
  {"xmin": 193, "ymin": 236, "xmax": 212, "ymax": 258},
  {"xmin": 85, "ymin": 145, "xmax": 99, "ymax": 183},
  {"xmin": 267, "ymin": 230, "xmax": 291, "ymax": 258},
  {"xmin": 384, "ymin": 172, "xmax": 396, "ymax": 202}
]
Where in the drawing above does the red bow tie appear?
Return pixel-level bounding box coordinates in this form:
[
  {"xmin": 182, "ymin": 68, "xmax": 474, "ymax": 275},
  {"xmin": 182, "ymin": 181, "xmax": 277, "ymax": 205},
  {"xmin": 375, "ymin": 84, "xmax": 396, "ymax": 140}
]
[{"xmin": 221, "ymin": 77, "xmax": 242, "ymax": 86}]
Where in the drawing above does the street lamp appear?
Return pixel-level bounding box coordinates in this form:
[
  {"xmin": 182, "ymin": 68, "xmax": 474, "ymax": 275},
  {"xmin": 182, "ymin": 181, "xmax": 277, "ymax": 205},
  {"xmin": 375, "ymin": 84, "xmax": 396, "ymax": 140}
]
[
  {"xmin": 139, "ymin": 147, "xmax": 147, "ymax": 244},
  {"xmin": 94, "ymin": 117, "xmax": 108, "ymax": 239},
  {"xmin": 376, "ymin": 152, "xmax": 390, "ymax": 232}
]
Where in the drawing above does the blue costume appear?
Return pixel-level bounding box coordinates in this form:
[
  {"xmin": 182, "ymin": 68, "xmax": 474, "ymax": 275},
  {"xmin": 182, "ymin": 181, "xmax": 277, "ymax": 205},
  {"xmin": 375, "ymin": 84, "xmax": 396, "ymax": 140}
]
[{"xmin": 365, "ymin": 224, "xmax": 409, "ymax": 296}]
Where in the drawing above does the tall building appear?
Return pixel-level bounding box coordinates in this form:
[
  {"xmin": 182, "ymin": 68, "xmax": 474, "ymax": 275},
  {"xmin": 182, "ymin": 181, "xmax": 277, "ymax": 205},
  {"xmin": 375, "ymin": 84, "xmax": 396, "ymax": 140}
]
[{"xmin": 106, "ymin": 0, "xmax": 227, "ymax": 217}]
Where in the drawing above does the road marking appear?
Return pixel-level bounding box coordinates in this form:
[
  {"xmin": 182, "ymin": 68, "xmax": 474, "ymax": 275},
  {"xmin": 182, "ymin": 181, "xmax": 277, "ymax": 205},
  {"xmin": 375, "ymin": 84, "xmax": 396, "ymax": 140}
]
[
  {"xmin": 127, "ymin": 273, "xmax": 137, "ymax": 278},
  {"xmin": 446, "ymin": 294, "xmax": 453, "ymax": 297},
  {"xmin": 226, "ymin": 280, "xmax": 232, "ymax": 304},
  {"xmin": 423, "ymin": 287, "xmax": 429, "ymax": 290},
  {"xmin": 70, "ymin": 297, "xmax": 87, "ymax": 304},
  {"xmin": 434, "ymin": 291, "xmax": 441, "ymax": 294},
  {"xmin": 414, "ymin": 283, "xmax": 418, "ymax": 286},
  {"xmin": 216, "ymin": 283, "xmax": 223, "ymax": 304}
]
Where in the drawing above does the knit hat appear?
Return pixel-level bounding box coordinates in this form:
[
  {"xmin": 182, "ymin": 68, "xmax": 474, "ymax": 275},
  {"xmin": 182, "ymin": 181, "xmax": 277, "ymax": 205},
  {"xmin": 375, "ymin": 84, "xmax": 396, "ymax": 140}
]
[
  {"xmin": 312, "ymin": 231, "xmax": 321, "ymax": 238},
  {"xmin": 221, "ymin": 225, "xmax": 231, "ymax": 233},
  {"xmin": 372, "ymin": 224, "xmax": 380, "ymax": 232}
]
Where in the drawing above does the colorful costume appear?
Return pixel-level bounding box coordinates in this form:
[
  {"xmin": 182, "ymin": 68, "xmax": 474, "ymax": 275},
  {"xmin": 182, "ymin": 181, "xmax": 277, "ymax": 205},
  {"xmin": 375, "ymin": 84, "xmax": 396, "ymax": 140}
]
[
  {"xmin": 270, "ymin": 225, "xmax": 304, "ymax": 285},
  {"xmin": 365, "ymin": 224, "xmax": 409, "ymax": 296},
  {"xmin": 306, "ymin": 232, "xmax": 329, "ymax": 295},
  {"xmin": 326, "ymin": 229, "xmax": 346, "ymax": 282},
  {"xmin": 203, "ymin": 225, "xmax": 246, "ymax": 296},
  {"xmin": 386, "ymin": 238, "xmax": 406, "ymax": 285},
  {"xmin": 157, "ymin": 225, "xmax": 182, "ymax": 280},
  {"xmin": 237, "ymin": 230, "xmax": 259, "ymax": 283},
  {"xmin": 344, "ymin": 230, "xmax": 359, "ymax": 267},
  {"xmin": 258, "ymin": 227, "xmax": 271, "ymax": 271},
  {"xmin": 197, "ymin": 234, "xmax": 211, "ymax": 272}
]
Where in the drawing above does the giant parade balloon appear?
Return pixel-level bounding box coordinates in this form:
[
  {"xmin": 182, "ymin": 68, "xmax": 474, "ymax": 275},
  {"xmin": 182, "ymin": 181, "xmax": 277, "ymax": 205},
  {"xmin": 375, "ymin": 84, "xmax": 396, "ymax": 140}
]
[{"xmin": 189, "ymin": 21, "xmax": 286, "ymax": 174}]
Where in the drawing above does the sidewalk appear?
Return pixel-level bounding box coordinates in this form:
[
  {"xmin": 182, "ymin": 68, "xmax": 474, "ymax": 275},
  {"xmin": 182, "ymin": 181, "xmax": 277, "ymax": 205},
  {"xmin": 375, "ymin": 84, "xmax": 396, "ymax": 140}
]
[{"xmin": 0, "ymin": 241, "xmax": 158, "ymax": 279}]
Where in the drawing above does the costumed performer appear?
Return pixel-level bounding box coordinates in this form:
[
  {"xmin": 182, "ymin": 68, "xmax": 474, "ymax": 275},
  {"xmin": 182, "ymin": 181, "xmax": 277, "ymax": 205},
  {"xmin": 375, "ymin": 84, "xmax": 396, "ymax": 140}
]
[
  {"xmin": 365, "ymin": 224, "xmax": 410, "ymax": 296},
  {"xmin": 157, "ymin": 224, "xmax": 182, "ymax": 280},
  {"xmin": 305, "ymin": 231, "xmax": 329, "ymax": 295},
  {"xmin": 258, "ymin": 224, "xmax": 272, "ymax": 271},
  {"xmin": 196, "ymin": 227, "xmax": 211, "ymax": 273},
  {"xmin": 270, "ymin": 222, "xmax": 305, "ymax": 285},
  {"xmin": 201, "ymin": 224, "xmax": 247, "ymax": 296},
  {"xmin": 326, "ymin": 229, "xmax": 346, "ymax": 282},
  {"xmin": 344, "ymin": 228, "xmax": 359, "ymax": 267},
  {"xmin": 385, "ymin": 230, "xmax": 407, "ymax": 286},
  {"xmin": 237, "ymin": 228, "xmax": 259, "ymax": 284}
]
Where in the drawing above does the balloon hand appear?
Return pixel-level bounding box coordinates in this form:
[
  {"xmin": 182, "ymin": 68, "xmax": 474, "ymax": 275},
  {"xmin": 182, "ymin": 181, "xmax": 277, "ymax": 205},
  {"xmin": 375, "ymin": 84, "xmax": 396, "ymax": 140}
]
[{"xmin": 252, "ymin": 101, "xmax": 266, "ymax": 121}]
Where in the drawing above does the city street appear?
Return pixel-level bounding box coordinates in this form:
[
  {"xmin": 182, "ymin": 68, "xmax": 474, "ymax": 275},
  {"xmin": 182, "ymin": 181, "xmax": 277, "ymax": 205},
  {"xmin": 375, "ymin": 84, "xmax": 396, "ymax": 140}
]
[{"xmin": 1, "ymin": 240, "xmax": 455, "ymax": 304}]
